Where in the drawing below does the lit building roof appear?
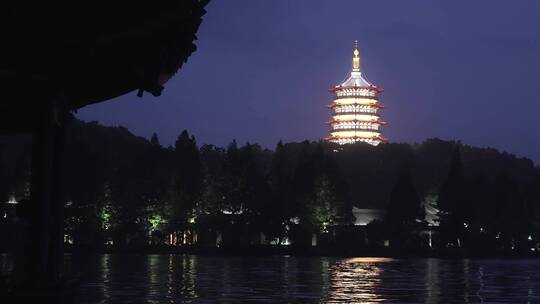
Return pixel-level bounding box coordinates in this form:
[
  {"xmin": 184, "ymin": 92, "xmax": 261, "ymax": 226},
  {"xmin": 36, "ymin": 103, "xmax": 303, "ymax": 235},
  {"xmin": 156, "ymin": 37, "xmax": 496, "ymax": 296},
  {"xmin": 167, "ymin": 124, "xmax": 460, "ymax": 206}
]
[{"xmin": 339, "ymin": 71, "xmax": 374, "ymax": 88}]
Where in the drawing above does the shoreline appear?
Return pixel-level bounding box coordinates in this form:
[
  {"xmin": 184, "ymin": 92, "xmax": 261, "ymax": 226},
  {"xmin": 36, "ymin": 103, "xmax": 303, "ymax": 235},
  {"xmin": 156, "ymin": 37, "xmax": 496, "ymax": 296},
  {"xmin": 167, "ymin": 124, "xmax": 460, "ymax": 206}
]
[{"xmin": 57, "ymin": 244, "xmax": 540, "ymax": 259}]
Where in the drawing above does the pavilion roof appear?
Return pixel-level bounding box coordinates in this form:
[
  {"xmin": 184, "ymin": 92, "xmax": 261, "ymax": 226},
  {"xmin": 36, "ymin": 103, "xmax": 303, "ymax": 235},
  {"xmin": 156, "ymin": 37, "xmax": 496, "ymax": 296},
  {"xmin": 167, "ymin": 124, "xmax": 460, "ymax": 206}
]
[{"xmin": 0, "ymin": 1, "xmax": 209, "ymax": 132}]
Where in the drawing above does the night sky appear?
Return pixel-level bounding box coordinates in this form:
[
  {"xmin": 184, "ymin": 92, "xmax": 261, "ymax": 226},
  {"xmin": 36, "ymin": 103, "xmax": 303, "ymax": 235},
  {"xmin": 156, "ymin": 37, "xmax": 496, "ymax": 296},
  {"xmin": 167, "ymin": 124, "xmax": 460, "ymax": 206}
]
[{"xmin": 78, "ymin": 1, "xmax": 540, "ymax": 164}]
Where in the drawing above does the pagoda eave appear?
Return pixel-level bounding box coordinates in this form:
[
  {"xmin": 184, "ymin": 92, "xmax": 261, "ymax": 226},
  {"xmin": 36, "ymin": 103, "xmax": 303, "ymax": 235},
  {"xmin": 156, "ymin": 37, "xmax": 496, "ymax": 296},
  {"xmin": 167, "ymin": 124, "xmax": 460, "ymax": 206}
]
[
  {"xmin": 327, "ymin": 102, "xmax": 384, "ymax": 109},
  {"xmin": 325, "ymin": 135, "xmax": 386, "ymax": 142},
  {"xmin": 329, "ymin": 85, "xmax": 383, "ymax": 93},
  {"xmin": 328, "ymin": 118, "xmax": 383, "ymax": 124}
]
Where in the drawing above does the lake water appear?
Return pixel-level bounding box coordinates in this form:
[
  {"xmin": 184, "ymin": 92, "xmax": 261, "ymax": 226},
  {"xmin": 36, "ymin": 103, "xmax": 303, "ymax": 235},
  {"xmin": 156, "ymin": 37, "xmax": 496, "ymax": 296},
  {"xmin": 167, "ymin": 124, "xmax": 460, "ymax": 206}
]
[{"xmin": 2, "ymin": 254, "xmax": 540, "ymax": 303}]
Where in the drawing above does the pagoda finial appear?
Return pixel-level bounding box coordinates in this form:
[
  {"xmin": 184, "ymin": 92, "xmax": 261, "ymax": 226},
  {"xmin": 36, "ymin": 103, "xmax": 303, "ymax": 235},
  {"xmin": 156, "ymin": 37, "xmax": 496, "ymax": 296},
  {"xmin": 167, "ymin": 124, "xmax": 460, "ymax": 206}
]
[{"xmin": 352, "ymin": 40, "xmax": 360, "ymax": 72}]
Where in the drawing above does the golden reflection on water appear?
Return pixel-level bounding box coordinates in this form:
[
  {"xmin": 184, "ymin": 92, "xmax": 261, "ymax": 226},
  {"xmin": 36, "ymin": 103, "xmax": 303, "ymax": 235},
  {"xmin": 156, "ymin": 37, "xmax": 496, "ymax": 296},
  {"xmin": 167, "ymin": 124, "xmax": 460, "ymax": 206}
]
[
  {"xmin": 345, "ymin": 257, "xmax": 395, "ymax": 263},
  {"xmin": 324, "ymin": 257, "xmax": 395, "ymax": 303}
]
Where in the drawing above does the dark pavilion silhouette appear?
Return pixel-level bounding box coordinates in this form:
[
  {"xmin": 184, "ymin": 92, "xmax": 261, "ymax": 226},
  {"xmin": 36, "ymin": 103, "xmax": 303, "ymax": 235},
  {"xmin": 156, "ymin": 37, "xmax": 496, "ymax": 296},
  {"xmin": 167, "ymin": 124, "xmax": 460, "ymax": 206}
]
[{"xmin": 0, "ymin": 1, "xmax": 209, "ymax": 291}]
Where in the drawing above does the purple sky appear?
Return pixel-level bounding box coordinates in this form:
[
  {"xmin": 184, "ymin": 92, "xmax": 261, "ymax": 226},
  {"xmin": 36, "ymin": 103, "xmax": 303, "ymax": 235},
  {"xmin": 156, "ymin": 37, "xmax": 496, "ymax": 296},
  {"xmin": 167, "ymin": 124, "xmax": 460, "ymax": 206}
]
[{"xmin": 78, "ymin": 1, "xmax": 540, "ymax": 164}]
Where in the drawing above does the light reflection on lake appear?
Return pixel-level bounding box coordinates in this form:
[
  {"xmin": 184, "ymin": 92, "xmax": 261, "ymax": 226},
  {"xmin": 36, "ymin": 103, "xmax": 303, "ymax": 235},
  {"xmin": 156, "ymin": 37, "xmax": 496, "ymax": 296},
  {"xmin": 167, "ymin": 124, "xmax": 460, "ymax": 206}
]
[{"xmin": 2, "ymin": 254, "xmax": 540, "ymax": 303}]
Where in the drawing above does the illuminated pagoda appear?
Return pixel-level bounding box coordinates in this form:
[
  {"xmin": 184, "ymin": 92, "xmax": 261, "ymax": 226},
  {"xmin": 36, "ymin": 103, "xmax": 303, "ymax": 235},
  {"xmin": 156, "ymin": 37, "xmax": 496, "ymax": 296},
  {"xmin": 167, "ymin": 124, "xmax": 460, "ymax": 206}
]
[{"xmin": 326, "ymin": 42, "xmax": 387, "ymax": 145}]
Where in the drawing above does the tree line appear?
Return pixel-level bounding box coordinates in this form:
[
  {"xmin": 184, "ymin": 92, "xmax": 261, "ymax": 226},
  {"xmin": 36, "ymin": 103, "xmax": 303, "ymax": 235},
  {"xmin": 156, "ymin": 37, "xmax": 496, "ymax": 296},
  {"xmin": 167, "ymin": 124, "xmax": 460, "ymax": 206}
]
[{"xmin": 0, "ymin": 118, "xmax": 539, "ymax": 253}]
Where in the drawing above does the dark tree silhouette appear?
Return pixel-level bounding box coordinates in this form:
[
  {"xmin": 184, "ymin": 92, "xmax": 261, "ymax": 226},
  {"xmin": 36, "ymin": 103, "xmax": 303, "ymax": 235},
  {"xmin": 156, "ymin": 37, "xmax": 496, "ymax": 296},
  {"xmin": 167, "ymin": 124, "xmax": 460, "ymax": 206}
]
[
  {"xmin": 385, "ymin": 161, "xmax": 425, "ymax": 249},
  {"xmin": 492, "ymin": 169, "xmax": 533, "ymax": 251},
  {"xmin": 265, "ymin": 141, "xmax": 291, "ymax": 244},
  {"xmin": 437, "ymin": 147, "xmax": 471, "ymax": 247},
  {"xmin": 168, "ymin": 130, "xmax": 203, "ymax": 244}
]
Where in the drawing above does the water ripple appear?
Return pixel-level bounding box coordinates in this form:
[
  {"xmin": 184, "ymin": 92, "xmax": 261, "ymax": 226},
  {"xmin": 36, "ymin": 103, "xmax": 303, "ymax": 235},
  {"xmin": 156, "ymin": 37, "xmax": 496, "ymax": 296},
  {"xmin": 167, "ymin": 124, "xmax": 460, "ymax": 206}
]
[{"xmin": 3, "ymin": 255, "xmax": 540, "ymax": 303}]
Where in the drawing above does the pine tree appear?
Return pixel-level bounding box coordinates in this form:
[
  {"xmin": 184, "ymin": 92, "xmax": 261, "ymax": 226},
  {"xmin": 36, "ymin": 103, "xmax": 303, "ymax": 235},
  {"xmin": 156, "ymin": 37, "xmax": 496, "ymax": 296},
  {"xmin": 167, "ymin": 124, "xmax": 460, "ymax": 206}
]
[
  {"xmin": 150, "ymin": 132, "xmax": 160, "ymax": 146},
  {"xmin": 265, "ymin": 141, "xmax": 290, "ymax": 243},
  {"xmin": 437, "ymin": 146, "xmax": 470, "ymax": 247},
  {"xmin": 386, "ymin": 161, "xmax": 424, "ymax": 248},
  {"xmin": 168, "ymin": 130, "xmax": 202, "ymax": 234}
]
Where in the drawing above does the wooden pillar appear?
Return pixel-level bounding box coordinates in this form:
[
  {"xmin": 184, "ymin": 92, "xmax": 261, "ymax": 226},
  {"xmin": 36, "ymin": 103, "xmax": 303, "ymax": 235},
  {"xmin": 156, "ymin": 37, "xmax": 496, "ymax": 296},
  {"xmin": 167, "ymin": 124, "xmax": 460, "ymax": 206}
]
[{"xmin": 16, "ymin": 93, "xmax": 67, "ymax": 288}]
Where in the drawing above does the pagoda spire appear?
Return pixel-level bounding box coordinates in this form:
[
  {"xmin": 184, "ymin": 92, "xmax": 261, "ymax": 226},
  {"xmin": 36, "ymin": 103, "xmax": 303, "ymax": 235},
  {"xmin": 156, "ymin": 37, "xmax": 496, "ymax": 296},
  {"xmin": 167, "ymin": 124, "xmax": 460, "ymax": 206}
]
[{"xmin": 352, "ymin": 40, "xmax": 360, "ymax": 72}]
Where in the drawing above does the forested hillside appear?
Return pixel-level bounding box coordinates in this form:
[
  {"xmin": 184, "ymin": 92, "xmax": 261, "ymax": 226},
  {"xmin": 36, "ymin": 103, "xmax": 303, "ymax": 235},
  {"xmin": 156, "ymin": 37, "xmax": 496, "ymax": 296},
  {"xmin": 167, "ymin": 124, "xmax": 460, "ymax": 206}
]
[{"xmin": 1, "ymin": 117, "xmax": 539, "ymax": 249}]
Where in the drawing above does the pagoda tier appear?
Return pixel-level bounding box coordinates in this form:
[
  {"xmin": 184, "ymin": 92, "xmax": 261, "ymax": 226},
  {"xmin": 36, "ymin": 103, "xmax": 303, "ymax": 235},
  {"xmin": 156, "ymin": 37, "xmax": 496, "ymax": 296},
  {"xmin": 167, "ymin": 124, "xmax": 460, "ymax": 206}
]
[
  {"xmin": 327, "ymin": 102, "xmax": 384, "ymax": 109},
  {"xmin": 326, "ymin": 42, "xmax": 387, "ymax": 146}
]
